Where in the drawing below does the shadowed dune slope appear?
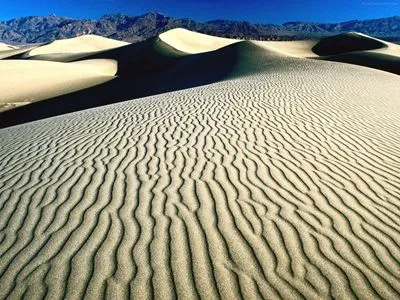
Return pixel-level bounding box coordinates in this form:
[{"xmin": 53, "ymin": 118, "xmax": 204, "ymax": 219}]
[
  {"xmin": 0, "ymin": 40, "xmax": 297, "ymax": 128},
  {"xmin": 310, "ymin": 32, "xmax": 400, "ymax": 75},
  {"xmin": 1, "ymin": 29, "xmax": 399, "ymax": 126},
  {"xmin": 0, "ymin": 59, "xmax": 118, "ymax": 112},
  {"xmin": 80, "ymin": 36, "xmax": 188, "ymax": 75},
  {"xmin": 318, "ymin": 51, "xmax": 400, "ymax": 75},
  {"xmin": 0, "ymin": 59, "xmax": 399, "ymax": 299},
  {"xmin": 312, "ymin": 32, "xmax": 387, "ymax": 56}
]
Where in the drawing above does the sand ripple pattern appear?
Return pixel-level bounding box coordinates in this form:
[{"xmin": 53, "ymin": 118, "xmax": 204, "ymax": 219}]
[{"xmin": 0, "ymin": 60, "xmax": 400, "ymax": 299}]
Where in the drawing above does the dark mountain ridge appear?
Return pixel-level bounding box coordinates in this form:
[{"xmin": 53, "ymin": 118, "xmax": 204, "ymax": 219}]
[{"xmin": 0, "ymin": 13, "xmax": 399, "ymax": 44}]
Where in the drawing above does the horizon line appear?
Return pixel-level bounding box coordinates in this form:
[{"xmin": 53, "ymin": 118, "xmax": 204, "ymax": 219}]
[{"xmin": 0, "ymin": 11, "xmax": 399, "ymax": 26}]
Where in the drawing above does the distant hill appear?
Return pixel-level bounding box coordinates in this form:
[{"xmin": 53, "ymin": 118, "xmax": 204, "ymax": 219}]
[{"xmin": 0, "ymin": 13, "xmax": 399, "ymax": 44}]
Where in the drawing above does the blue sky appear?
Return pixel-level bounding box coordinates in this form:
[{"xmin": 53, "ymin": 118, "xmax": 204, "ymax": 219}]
[{"xmin": 0, "ymin": 0, "xmax": 399, "ymax": 23}]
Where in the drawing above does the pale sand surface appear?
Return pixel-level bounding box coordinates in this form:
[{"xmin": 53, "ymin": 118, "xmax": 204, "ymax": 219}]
[
  {"xmin": 311, "ymin": 32, "xmax": 400, "ymax": 75},
  {"xmin": 0, "ymin": 59, "xmax": 117, "ymax": 111},
  {"xmin": 0, "ymin": 42, "xmax": 16, "ymax": 51},
  {"xmin": 256, "ymin": 32, "xmax": 400, "ymax": 59},
  {"xmin": 26, "ymin": 35, "xmax": 129, "ymax": 57},
  {"xmin": 353, "ymin": 32, "xmax": 400, "ymax": 56},
  {"xmin": 0, "ymin": 45, "xmax": 38, "ymax": 59},
  {"xmin": 0, "ymin": 36, "xmax": 400, "ymax": 299},
  {"xmin": 254, "ymin": 40, "xmax": 319, "ymax": 58},
  {"xmin": 159, "ymin": 28, "xmax": 239, "ymax": 53},
  {"xmin": 18, "ymin": 35, "xmax": 129, "ymax": 62}
]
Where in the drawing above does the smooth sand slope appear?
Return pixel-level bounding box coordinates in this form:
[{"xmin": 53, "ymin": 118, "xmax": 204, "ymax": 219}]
[
  {"xmin": 159, "ymin": 28, "xmax": 239, "ymax": 53},
  {"xmin": 0, "ymin": 44, "xmax": 39, "ymax": 59},
  {"xmin": 254, "ymin": 40, "xmax": 319, "ymax": 58},
  {"xmin": 0, "ymin": 59, "xmax": 117, "ymax": 111},
  {"xmin": 0, "ymin": 31, "xmax": 400, "ymax": 299},
  {"xmin": 312, "ymin": 32, "xmax": 400, "ymax": 74},
  {"xmin": 0, "ymin": 42, "xmax": 16, "ymax": 51},
  {"xmin": 255, "ymin": 32, "xmax": 400, "ymax": 74},
  {"xmin": 20, "ymin": 35, "xmax": 129, "ymax": 62}
]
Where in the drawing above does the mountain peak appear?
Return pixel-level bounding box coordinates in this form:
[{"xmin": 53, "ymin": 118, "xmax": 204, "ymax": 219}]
[{"xmin": 0, "ymin": 13, "xmax": 399, "ymax": 44}]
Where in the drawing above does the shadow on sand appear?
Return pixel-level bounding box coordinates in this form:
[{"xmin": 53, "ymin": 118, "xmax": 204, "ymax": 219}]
[{"xmin": 0, "ymin": 38, "xmax": 272, "ymax": 128}]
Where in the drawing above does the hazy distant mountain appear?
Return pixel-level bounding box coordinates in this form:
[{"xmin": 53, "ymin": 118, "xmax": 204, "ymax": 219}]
[{"xmin": 0, "ymin": 12, "xmax": 399, "ymax": 44}]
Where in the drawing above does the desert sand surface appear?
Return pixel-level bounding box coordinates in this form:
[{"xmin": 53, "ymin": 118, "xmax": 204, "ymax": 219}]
[
  {"xmin": 0, "ymin": 42, "xmax": 16, "ymax": 51},
  {"xmin": 0, "ymin": 29, "xmax": 400, "ymax": 299},
  {"xmin": 0, "ymin": 59, "xmax": 117, "ymax": 111},
  {"xmin": 9, "ymin": 35, "xmax": 130, "ymax": 62},
  {"xmin": 159, "ymin": 28, "xmax": 238, "ymax": 53},
  {"xmin": 0, "ymin": 44, "xmax": 40, "ymax": 59},
  {"xmin": 311, "ymin": 32, "xmax": 400, "ymax": 74},
  {"xmin": 256, "ymin": 32, "xmax": 400, "ymax": 74},
  {"xmin": 255, "ymin": 40, "xmax": 319, "ymax": 58},
  {"xmin": 26, "ymin": 35, "xmax": 129, "ymax": 56}
]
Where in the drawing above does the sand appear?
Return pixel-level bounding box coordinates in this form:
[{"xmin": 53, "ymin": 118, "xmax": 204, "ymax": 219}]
[
  {"xmin": 0, "ymin": 42, "xmax": 17, "ymax": 51},
  {"xmin": 309, "ymin": 32, "xmax": 400, "ymax": 75},
  {"xmin": 0, "ymin": 29, "xmax": 400, "ymax": 299},
  {"xmin": 254, "ymin": 40, "xmax": 319, "ymax": 58},
  {"xmin": 0, "ymin": 43, "xmax": 40, "ymax": 59},
  {"xmin": 19, "ymin": 35, "xmax": 129, "ymax": 62},
  {"xmin": 0, "ymin": 46, "xmax": 37, "ymax": 59},
  {"xmin": 159, "ymin": 28, "xmax": 238, "ymax": 53},
  {"xmin": 253, "ymin": 32, "xmax": 400, "ymax": 74},
  {"xmin": 0, "ymin": 59, "xmax": 117, "ymax": 111},
  {"xmin": 27, "ymin": 35, "xmax": 129, "ymax": 56},
  {"xmin": 0, "ymin": 35, "xmax": 127, "ymax": 111}
]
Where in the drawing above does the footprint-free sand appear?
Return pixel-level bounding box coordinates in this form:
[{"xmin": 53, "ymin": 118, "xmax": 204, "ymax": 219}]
[{"xmin": 0, "ymin": 29, "xmax": 399, "ymax": 299}]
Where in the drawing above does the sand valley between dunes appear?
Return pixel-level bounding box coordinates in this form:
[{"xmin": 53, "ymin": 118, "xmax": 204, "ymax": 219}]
[{"xmin": 0, "ymin": 29, "xmax": 399, "ymax": 299}]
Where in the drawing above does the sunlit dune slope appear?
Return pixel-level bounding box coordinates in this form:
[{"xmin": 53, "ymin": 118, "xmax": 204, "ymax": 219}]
[
  {"xmin": 20, "ymin": 35, "xmax": 129, "ymax": 62},
  {"xmin": 0, "ymin": 59, "xmax": 117, "ymax": 111},
  {"xmin": 159, "ymin": 28, "xmax": 239, "ymax": 53}
]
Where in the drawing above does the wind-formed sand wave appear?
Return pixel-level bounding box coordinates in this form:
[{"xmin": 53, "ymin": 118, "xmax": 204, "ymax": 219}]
[{"xmin": 0, "ymin": 51, "xmax": 399, "ymax": 298}]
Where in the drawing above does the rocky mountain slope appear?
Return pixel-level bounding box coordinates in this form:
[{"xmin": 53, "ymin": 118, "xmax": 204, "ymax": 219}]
[{"xmin": 0, "ymin": 13, "xmax": 399, "ymax": 44}]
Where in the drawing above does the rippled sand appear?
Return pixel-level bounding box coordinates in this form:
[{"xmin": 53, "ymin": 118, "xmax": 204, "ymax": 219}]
[{"xmin": 0, "ymin": 29, "xmax": 399, "ymax": 299}]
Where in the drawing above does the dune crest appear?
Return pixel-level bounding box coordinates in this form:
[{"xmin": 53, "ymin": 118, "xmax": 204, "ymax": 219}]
[
  {"xmin": 312, "ymin": 32, "xmax": 387, "ymax": 55},
  {"xmin": 0, "ymin": 43, "xmax": 17, "ymax": 51},
  {"xmin": 22, "ymin": 35, "xmax": 129, "ymax": 61},
  {"xmin": 159, "ymin": 28, "xmax": 239, "ymax": 53},
  {"xmin": 254, "ymin": 40, "xmax": 319, "ymax": 58},
  {"xmin": 0, "ymin": 59, "xmax": 117, "ymax": 111},
  {"xmin": 310, "ymin": 32, "xmax": 400, "ymax": 75}
]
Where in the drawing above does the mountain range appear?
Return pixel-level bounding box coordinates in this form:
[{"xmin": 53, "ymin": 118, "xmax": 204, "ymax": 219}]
[{"xmin": 0, "ymin": 12, "xmax": 399, "ymax": 44}]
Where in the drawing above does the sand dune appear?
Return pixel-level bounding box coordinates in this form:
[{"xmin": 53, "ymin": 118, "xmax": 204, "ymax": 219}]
[
  {"xmin": 0, "ymin": 59, "xmax": 117, "ymax": 111},
  {"xmin": 20, "ymin": 35, "xmax": 129, "ymax": 61},
  {"xmin": 0, "ymin": 40, "xmax": 310, "ymax": 127},
  {"xmin": 0, "ymin": 42, "xmax": 16, "ymax": 51},
  {"xmin": 1, "ymin": 29, "xmax": 399, "ymax": 127},
  {"xmin": 254, "ymin": 40, "xmax": 319, "ymax": 58},
  {"xmin": 319, "ymin": 51, "xmax": 400, "ymax": 75},
  {"xmin": 0, "ymin": 28, "xmax": 400, "ymax": 299},
  {"xmin": 312, "ymin": 32, "xmax": 387, "ymax": 56},
  {"xmin": 0, "ymin": 44, "xmax": 38, "ymax": 59},
  {"xmin": 310, "ymin": 32, "xmax": 400, "ymax": 74},
  {"xmin": 159, "ymin": 28, "xmax": 239, "ymax": 53}
]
